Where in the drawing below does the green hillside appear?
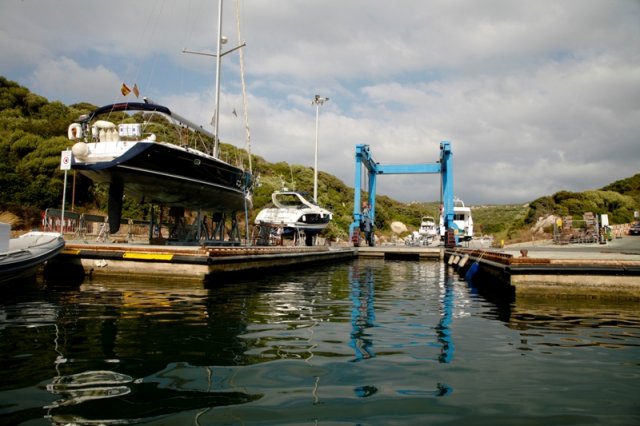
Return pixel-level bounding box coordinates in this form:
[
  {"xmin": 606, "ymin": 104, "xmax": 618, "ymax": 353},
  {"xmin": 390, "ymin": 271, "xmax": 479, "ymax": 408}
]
[
  {"xmin": 1, "ymin": 77, "xmax": 638, "ymax": 241},
  {"xmin": 526, "ymin": 179, "xmax": 639, "ymax": 226}
]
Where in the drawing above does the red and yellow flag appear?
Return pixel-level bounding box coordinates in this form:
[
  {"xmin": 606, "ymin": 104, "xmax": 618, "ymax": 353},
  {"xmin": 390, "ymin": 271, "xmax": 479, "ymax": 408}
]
[{"xmin": 121, "ymin": 83, "xmax": 131, "ymax": 96}]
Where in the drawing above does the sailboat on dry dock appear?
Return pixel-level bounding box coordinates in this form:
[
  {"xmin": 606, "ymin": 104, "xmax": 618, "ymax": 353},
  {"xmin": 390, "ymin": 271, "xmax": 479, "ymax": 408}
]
[
  {"xmin": 66, "ymin": 1, "xmax": 253, "ymax": 243},
  {"xmin": 68, "ymin": 101, "xmax": 252, "ymax": 233}
]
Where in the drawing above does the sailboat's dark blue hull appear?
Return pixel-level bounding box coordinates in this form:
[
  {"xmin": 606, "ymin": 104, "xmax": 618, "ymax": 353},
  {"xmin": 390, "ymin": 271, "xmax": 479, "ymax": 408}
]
[{"xmin": 73, "ymin": 141, "xmax": 251, "ymax": 213}]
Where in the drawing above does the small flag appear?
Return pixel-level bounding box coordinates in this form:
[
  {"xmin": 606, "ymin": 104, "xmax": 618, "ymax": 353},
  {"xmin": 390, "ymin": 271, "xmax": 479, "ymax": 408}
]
[
  {"xmin": 232, "ymin": 108, "xmax": 237, "ymax": 117},
  {"xmin": 133, "ymin": 84, "xmax": 140, "ymax": 98},
  {"xmin": 121, "ymin": 83, "xmax": 131, "ymax": 96}
]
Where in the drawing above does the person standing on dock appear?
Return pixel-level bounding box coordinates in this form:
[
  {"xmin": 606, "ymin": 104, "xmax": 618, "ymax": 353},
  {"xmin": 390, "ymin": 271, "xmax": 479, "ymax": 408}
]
[
  {"xmin": 362, "ymin": 202, "xmax": 370, "ymax": 218},
  {"xmin": 360, "ymin": 202, "xmax": 374, "ymax": 246}
]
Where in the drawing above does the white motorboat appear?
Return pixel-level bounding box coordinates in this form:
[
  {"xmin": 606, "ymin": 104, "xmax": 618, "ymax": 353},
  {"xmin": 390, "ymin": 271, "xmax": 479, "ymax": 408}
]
[
  {"xmin": 440, "ymin": 198, "xmax": 473, "ymax": 241},
  {"xmin": 409, "ymin": 215, "xmax": 439, "ymax": 246},
  {"xmin": 254, "ymin": 190, "xmax": 332, "ymax": 246},
  {"xmin": 255, "ymin": 90, "xmax": 333, "ymax": 246},
  {"xmin": 0, "ymin": 226, "xmax": 65, "ymax": 283},
  {"xmin": 418, "ymin": 216, "xmax": 438, "ymax": 238}
]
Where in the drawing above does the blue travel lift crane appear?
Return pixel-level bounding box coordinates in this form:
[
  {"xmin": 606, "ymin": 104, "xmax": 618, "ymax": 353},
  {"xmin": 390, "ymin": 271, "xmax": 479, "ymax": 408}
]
[{"xmin": 349, "ymin": 141, "xmax": 457, "ymax": 247}]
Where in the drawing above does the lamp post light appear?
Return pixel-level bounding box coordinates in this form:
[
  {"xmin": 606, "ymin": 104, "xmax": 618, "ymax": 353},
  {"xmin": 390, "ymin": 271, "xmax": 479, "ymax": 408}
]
[{"xmin": 311, "ymin": 95, "xmax": 329, "ymax": 204}]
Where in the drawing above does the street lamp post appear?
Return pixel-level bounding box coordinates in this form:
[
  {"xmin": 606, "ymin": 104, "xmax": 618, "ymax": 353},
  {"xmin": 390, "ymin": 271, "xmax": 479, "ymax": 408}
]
[{"xmin": 312, "ymin": 95, "xmax": 329, "ymax": 204}]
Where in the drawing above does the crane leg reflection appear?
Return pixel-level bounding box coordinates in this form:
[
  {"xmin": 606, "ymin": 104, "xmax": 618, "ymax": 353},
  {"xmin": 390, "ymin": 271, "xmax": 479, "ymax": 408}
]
[{"xmin": 348, "ymin": 261, "xmax": 454, "ymax": 397}]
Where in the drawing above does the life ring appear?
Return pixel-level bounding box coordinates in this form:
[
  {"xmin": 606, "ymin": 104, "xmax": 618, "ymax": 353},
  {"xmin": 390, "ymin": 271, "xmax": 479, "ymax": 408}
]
[{"xmin": 68, "ymin": 123, "xmax": 83, "ymax": 140}]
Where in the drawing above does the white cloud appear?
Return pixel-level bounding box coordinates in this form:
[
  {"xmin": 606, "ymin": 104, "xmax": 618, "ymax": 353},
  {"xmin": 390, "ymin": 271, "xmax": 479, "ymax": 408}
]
[
  {"xmin": 2, "ymin": 0, "xmax": 638, "ymax": 205},
  {"xmin": 28, "ymin": 57, "xmax": 122, "ymax": 105}
]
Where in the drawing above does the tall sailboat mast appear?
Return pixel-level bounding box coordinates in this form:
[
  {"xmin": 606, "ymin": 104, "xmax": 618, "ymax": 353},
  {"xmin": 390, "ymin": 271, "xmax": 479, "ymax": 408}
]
[
  {"xmin": 183, "ymin": 0, "xmax": 245, "ymax": 159},
  {"xmin": 212, "ymin": 0, "xmax": 224, "ymax": 158}
]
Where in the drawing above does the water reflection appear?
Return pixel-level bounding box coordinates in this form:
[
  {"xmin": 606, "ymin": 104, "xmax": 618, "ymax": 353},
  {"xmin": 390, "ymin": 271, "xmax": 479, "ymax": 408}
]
[
  {"xmin": 348, "ymin": 261, "xmax": 456, "ymax": 365},
  {"xmin": 507, "ymin": 296, "xmax": 640, "ymax": 355},
  {"xmin": 2, "ymin": 261, "xmax": 637, "ymax": 425},
  {"xmin": 436, "ymin": 263, "xmax": 455, "ymax": 364},
  {"xmin": 347, "ymin": 260, "xmax": 455, "ymax": 399},
  {"xmin": 349, "ymin": 263, "xmax": 376, "ymax": 361},
  {"xmin": 45, "ymin": 371, "xmax": 260, "ymax": 425},
  {"xmin": 46, "ymin": 369, "xmax": 134, "ymax": 422},
  {"xmin": 31, "ymin": 280, "xmax": 263, "ymax": 424}
]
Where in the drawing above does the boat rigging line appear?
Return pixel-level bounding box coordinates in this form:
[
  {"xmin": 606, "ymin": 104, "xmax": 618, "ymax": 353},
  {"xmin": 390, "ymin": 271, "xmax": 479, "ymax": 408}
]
[{"xmin": 235, "ymin": 0, "xmax": 252, "ymax": 174}]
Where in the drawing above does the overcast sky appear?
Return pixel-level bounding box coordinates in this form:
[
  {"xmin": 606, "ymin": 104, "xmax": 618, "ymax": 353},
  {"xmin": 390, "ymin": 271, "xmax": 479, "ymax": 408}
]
[{"xmin": 2, "ymin": 0, "xmax": 639, "ymax": 205}]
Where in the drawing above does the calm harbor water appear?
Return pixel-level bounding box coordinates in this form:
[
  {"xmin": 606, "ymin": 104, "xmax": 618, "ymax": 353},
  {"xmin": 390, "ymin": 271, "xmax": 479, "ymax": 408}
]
[{"xmin": 1, "ymin": 259, "xmax": 639, "ymax": 425}]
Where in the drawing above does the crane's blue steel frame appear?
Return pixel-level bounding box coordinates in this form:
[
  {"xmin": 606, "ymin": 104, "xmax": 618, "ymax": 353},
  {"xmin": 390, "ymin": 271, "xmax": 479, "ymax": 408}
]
[{"xmin": 349, "ymin": 142, "xmax": 454, "ymax": 246}]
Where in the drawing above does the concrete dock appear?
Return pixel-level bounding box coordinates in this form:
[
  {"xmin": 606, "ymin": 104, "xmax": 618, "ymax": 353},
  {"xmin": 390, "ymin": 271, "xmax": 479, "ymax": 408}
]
[
  {"xmin": 46, "ymin": 243, "xmax": 356, "ymax": 284},
  {"xmin": 44, "ymin": 239, "xmax": 447, "ymax": 285},
  {"xmin": 445, "ymin": 236, "xmax": 640, "ymax": 299},
  {"xmin": 356, "ymin": 245, "xmax": 442, "ymax": 260},
  {"xmin": 43, "ymin": 236, "xmax": 640, "ymax": 299}
]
